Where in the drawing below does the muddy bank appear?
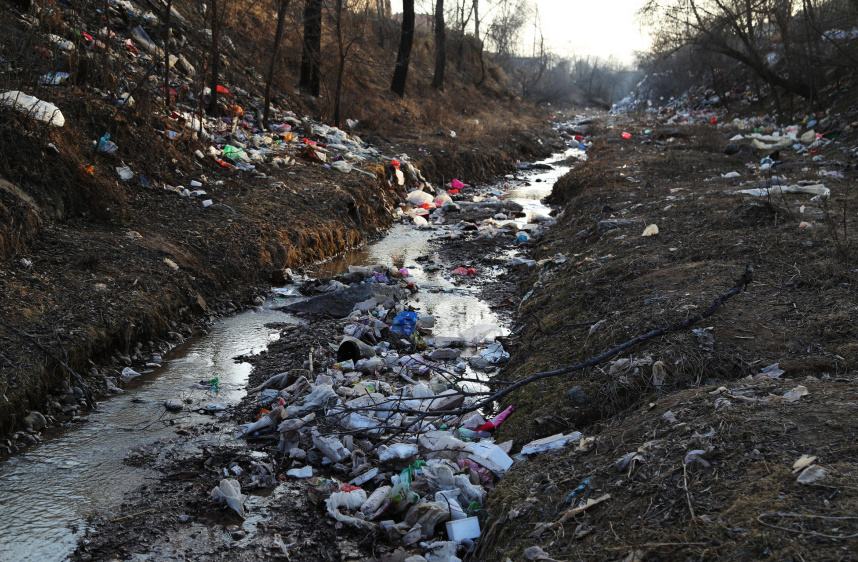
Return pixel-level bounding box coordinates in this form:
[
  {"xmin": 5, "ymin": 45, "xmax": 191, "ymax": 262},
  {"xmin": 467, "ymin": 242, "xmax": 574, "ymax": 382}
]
[
  {"xmin": 475, "ymin": 117, "xmax": 858, "ymax": 560},
  {"xmin": 0, "ymin": 121, "xmax": 559, "ymax": 450}
]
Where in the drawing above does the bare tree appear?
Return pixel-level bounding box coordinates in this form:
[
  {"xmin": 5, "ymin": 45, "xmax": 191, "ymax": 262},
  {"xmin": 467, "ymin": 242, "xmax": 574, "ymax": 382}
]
[
  {"xmin": 454, "ymin": 0, "xmax": 473, "ymax": 70},
  {"xmin": 263, "ymin": 0, "xmax": 290, "ymax": 128},
  {"xmin": 375, "ymin": 0, "xmax": 391, "ymax": 47},
  {"xmin": 485, "ymin": 0, "xmax": 528, "ymax": 63},
  {"xmin": 390, "ymin": 0, "xmax": 415, "ymax": 97},
  {"xmin": 432, "ymin": 0, "xmax": 446, "ymax": 89},
  {"xmin": 299, "ymin": 0, "xmax": 322, "ymax": 96},
  {"xmin": 639, "ymin": 0, "xmax": 837, "ymax": 100},
  {"xmin": 331, "ymin": 0, "xmax": 366, "ymax": 125}
]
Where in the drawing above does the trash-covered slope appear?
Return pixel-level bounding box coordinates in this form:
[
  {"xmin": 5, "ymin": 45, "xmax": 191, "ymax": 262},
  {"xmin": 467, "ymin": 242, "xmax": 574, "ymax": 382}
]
[
  {"xmin": 477, "ymin": 113, "xmax": 858, "ymax": 560},
  {"xmin": 0, "ymin": 0, "xmax": 554, "ymax": 444}
]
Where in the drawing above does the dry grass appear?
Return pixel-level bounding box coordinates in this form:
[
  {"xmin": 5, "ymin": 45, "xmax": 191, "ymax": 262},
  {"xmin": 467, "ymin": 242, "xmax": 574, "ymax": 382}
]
[{"xmin": 479, "ymin": 115, "xmax": 858, "ymax": 560}]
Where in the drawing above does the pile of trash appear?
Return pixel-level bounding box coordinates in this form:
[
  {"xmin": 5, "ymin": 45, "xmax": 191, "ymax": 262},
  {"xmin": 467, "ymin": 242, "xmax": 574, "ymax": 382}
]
[
  {"xmin": 240, "ymin": 266, "xmax": 504, "ymax": 544},
  {"xmin": 213, "ymin": 256, "xmax": 580, "ymax": 558},
  {"xmin": 3, "ymin": 0, "xmax": 433, "ymax": 208}
]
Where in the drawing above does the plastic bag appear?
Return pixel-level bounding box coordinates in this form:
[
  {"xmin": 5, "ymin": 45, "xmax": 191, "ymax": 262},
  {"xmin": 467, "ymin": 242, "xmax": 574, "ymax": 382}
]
[
  {"xmin": 391, "ymin": 311, "xmax": 418, "ymax": 337},
  {"xmin": 406, "ymin": 190, "xmax": 434, "ymax": 206},
  {"xmin": 326, "ymin": 488, "xmax": 373, "ymax": 528},
  {"xmin": 210, "ymin": 478, "xmax": 246, "ymax": 517}
]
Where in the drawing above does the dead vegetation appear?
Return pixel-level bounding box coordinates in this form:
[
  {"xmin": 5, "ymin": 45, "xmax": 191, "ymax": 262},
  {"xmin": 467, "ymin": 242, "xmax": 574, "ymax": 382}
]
[{"xmin": 479, "ymin": 115, "xmax": 858, "ymax": 560}]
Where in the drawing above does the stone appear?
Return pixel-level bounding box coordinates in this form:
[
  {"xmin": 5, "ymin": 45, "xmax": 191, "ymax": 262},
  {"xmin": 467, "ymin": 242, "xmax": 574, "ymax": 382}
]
[
  {"xmin": 23, "ymin": 411, "xmax": 47, "ymax": 432},
  {"xmin": 566, "ymin": 385, "xmax": 588, "ymax": 405}
]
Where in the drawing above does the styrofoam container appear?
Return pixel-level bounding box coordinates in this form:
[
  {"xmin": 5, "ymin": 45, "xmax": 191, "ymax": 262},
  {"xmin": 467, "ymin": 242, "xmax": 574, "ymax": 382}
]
[
  {"xmin": 467, "ymin": 442, "xmax": 514, "ymax": 475},
  {"xmin": 446, "ymin": 516, "xmax": 481, "ymax": 542}
]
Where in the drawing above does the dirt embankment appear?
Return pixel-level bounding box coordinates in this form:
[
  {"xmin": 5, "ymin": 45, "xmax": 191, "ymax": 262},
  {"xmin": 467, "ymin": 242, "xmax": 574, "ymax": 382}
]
[{"xmin": 477, "ymin": 118, "xmax": 858, "ymax": 560}]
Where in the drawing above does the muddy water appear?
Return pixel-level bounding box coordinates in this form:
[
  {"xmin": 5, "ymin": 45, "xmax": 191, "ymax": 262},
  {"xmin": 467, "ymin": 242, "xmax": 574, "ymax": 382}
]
[
  {"xmin": 0, "ymin": 141, "xmax": 580, "ymax": 562},
  {"xmin": 0, "ymin": 304, "xmax": 297, "ymax": 561}
]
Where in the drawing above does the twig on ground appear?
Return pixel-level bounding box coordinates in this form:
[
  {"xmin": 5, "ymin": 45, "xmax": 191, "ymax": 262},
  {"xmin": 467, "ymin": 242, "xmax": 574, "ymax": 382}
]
[{"xmin": 757, "ymin": 512, "xmax": 858, "ymax": 540}]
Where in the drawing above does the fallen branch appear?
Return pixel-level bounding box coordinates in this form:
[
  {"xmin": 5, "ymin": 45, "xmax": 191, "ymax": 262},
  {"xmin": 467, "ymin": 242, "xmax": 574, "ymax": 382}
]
[
  {"xmin": 757, "ymin": 511, "xmax": 858, "ymax": 540},
  {"xmin": 467, "ymin": 264, "xmax": 754, "ymax": 414},
  {"xmin": 532, "ymin": 493, "xmax": 612, "ymax": 536}
]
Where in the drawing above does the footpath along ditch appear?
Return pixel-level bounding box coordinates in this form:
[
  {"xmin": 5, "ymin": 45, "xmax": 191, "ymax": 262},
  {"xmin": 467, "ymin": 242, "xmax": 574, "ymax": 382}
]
[{"xmin": 0, "ymin": 118, "xmax": 591, "ymax": 561}]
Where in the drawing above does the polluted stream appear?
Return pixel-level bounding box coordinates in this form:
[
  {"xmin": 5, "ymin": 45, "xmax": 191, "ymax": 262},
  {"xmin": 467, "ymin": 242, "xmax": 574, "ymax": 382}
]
[{"xmin": 0, "ymin": 140, "xmax": 582, "ymax": 561}]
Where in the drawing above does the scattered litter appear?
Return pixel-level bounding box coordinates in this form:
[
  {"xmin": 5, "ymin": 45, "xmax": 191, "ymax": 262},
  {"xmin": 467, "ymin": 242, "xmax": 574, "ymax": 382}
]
[
  {"xmin": 641, "ymin": 224, "xmax": 659, "ymax": 237},
  {"xmin": 286, "ymin": 466, "xmax": 313, "ymax": 478},
  {"xmin": 734, "ymin": 184, "xmax": 830, "ymax": 200},
  {"xmin": 792, "ymin": 455, "xmax": 817, "ymax": 473},
  {"xmin": 783, "ymin": 385, "xmax": 809, "ymax": 403},
  {"xmin": 115, "ymin": 165, "xmax": 134, "ymax": 181},
  {"xmin": 39, "ymin": 72, "xmax": 70, "ymax": 86},
  {"xmin": 684, "ymin": 449, "xmax": 711, "ymax": 468},
  {"xmin": 210, "ymin": 478, "xmax": 245, "ymax": 517},
  {"xmin": 796, "ymin": 465, "xmax": 827, "ymax": 484},
  {"xmin": 446, "ymin": 516, "xmax": 480, "ymax": 542},
  {"xmin": 759, "ymin": 363, "xmax": 785, "ymax": 379},
  {"xmin": 520, "ymin": 432, "xmax": 583, "ymax": 456},
  {"xmin": 0, "ymin": 90, "xmax": 65, "ymax": 126}
]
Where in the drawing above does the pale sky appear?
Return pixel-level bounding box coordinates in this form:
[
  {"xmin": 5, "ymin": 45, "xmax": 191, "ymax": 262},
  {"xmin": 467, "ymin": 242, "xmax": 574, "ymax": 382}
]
[{"xmin": 390, "ymin": 0, "xmax": 651, "ymax": 65}]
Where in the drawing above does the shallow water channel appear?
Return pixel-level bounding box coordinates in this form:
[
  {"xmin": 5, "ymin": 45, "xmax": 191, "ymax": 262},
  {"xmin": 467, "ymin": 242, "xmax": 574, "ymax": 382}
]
[{"xmin": 0, "ymin": 144, "xmax": 580, "ymax": 561}]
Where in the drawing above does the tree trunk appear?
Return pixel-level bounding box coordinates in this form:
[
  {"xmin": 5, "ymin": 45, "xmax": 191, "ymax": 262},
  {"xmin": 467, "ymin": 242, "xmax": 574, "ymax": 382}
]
[
  {"xmin": 375, "ymin": 0, "xmax": 386, "ymax": 47},
  {"xmin": 473, "ymin": 0, "xmax": 479, "ymax": 41},
  {"xmin": 390, "ymin": 0, "xmax": 414, "ymax": 97},
  {"xmin": 432, "ymin": 0, "xmax": 446, "ymax": 90},
  {"xmin": 206, "ymin": 0, "xmax": 221, "ymax": 114},
  {"xmin": 263, "ymin": 0, "xmax": 290, "ymax": 128},
  {"xmin": 299, "ymin": 0, "xmax": 322, "ymax": 96},
  {"xmin": 456, "ymin": 1, "xmax": 465, "ymax": 70},
  {"xmin": 163, "ymin": 0, "xmax": 173, "ymax": 113},
  {"xmin": 333, "ymin": 0, "xmax": 345, "ymax": 126}
]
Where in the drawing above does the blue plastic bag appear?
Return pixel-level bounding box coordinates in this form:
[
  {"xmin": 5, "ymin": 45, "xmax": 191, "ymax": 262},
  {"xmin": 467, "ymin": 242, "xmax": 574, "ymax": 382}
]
[{"xmin": 390, "ymin": 311, "xmax": 418, "ymax": 337}]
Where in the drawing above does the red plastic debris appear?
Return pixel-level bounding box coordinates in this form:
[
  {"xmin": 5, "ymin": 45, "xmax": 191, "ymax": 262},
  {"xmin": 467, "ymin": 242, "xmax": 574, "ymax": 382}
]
[
  {"xmin": 621, "ymin": 132, "xmax": 632, "ymax": 140},
  {"xmin": 452, "ymin": 266, "xmax": 477, "ymax": 277},
  {"xmin": 124, "ymin": 39, "xmax": 139, "ymax": 55},
  {"xmin": 475, "ymin": 404, "xmax": 515, "ymax": 432}
]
